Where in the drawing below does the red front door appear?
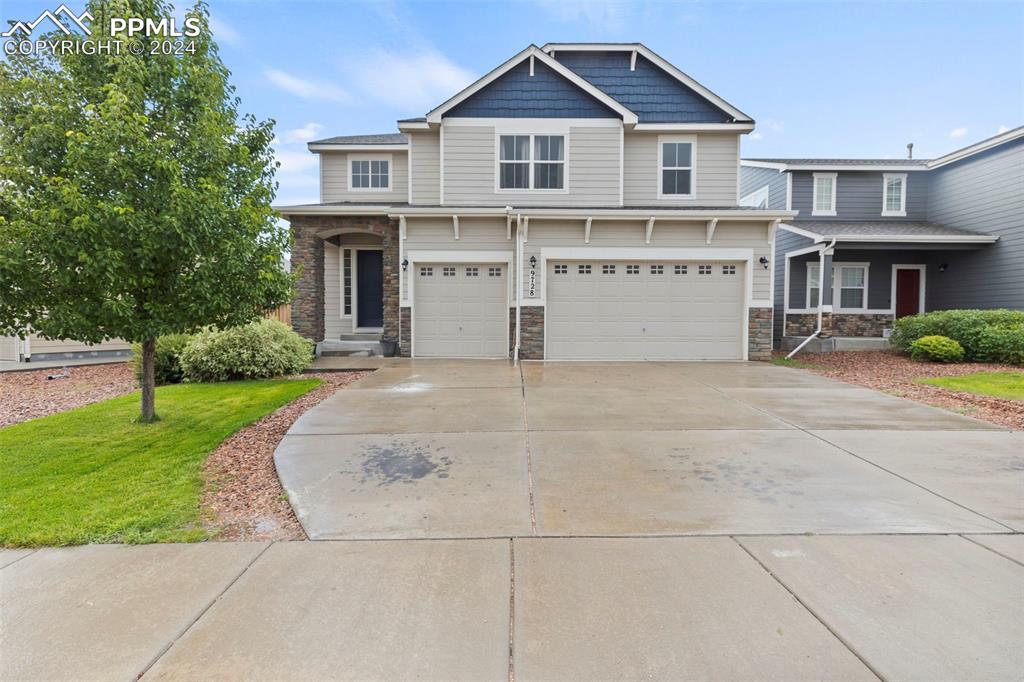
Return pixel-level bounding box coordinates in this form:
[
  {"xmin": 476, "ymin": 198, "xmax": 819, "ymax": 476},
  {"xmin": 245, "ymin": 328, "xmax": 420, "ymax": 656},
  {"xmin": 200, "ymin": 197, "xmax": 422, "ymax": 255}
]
[{"xmin": 895, "ymin": 268, "xmax": 922, "ymax": 318}]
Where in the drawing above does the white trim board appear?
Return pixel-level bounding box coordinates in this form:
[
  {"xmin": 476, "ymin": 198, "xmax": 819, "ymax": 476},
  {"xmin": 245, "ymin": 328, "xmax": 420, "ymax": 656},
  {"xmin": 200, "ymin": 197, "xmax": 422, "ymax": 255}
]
[
  {"xmin": 541, "ymin": 43, "xmax": 753, "ymax": 123},
  {"xmin": 426, "ymin": 45, "xmax": 637, "ymax": 125}
]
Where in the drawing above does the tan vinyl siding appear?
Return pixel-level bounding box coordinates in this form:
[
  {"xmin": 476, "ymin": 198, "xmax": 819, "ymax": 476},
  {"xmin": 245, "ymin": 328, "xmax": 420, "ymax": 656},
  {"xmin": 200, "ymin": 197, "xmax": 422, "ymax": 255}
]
[
  {"xmin": 401, "ymin": 218, "xmax": 512, "ymax": 302},
  {"xmin": 27, "ymin": 335, "xmax": 131, "ymax": 355},
  {"xmin": 0, "ymin": 336, "xmax": 19, "ymax": 361},
  {"xmin": 410, "ymin": 131, "xmax": 440, "ymax": 205},
  {"xmin": 521, "ymin": 220, "xmax": 770, "ymax": 301},
  {"xmin": 441, "ymin": 124, "xmax": 621, "ymax": 207},
  {"xmin": 624, "ymin": 132, "xmax": 739, "ymax": 206},
  {"xmin": 321, "ymin": 151, "xmax": 408, "ymax": 203}
]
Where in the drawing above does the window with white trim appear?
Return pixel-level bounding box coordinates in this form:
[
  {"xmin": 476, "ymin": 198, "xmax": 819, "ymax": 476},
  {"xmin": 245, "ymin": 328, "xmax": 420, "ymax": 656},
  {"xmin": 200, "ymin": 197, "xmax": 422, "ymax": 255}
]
[
  {"xmin": 660, "ymin": 138, "xmax": 694, "ymax": 197},
  {"xmin": 342, "ymin": 249, "xmax": 352, "ymax": 316},
  {"xmin": 812, "ymin": 173, "xmax": 837, "ymax": 216},
  {"xmin": 882, "ymin": 173, "xmax": 907, "ymax": 216},
  {"xmin": 498, "ymin": 134, "xmax": 564, "ymax": 190},
  {"xmin": 836, "ymin": 264, "xmax": 868, "ymax": 311},
  {"xmin": 350, "ymin": 157, "xmax": 390, "ymax": 190},
  {"xmin": 806, "ymin": 263, "xmax": 820, "ymax": 308}
]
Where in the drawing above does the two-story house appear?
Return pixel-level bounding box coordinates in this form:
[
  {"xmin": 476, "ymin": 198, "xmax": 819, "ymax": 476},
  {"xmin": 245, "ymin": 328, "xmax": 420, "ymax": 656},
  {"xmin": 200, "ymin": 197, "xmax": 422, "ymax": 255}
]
[
  {"xmin": 276, "ymin": 43, "xmax": 796, "ymax": 360},
  {"xmin": 740, "ymin": 126, "xmax": 1023, "ymax": 352}
]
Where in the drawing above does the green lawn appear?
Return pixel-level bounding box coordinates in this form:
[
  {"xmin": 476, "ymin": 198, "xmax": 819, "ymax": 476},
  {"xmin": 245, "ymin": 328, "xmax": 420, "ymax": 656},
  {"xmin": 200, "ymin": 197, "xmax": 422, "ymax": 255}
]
[
  {"xmin": 770, "ymin": 356, "xmax": 826, "ymax": 370},
  {"xmin": 0, "ymin": 379, "xmax": 320, "ymax": 547},
  {"xmin": 918, "ymin": 372, "xmax": 1024, "ymax": 400}
]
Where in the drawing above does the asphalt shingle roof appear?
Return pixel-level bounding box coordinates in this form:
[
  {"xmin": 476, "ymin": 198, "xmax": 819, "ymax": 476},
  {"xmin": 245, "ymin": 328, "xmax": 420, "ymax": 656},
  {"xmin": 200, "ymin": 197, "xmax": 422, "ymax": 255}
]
[
  {"xmin": 792, "ymin": 220, "xmax": 988, "ymax": 237},
  {"xmin": 309, "ymin": 133, "xmax": 407, "ymax": 145},
  {"xmin": 747, "ymin": 158, "xmax": 930, "ymax": 166}
]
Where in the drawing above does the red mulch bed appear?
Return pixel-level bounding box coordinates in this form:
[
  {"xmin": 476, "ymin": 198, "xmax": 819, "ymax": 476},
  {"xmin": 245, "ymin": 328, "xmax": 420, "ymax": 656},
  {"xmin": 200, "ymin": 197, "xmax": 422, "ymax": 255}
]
[
  {"xmin": 779, "ymin": 350, "xmax": 1024, "ymax": 430},
  {"xmin": 0, "ymin": 362, "xmax": 136, "ymax": 428},
  {"xmin": 201, "ymin": 371, "xmax": 369, "ymax": 541}
]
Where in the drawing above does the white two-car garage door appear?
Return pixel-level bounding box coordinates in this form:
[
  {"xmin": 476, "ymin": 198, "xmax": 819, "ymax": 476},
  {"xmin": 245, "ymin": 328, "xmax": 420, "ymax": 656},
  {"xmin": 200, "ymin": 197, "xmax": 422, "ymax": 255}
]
[
  {"xmin": 413, "ymin": 263, "xmax": 508, "ymax": 357},
  {"xmin": 546, "ymin": 260, "xmax": 745, "ymax": 360}
]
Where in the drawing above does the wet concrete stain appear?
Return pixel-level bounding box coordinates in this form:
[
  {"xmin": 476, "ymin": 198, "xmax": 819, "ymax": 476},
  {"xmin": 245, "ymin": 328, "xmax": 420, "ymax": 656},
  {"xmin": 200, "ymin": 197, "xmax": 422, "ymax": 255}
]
[
  {"xmin": 669, "ymin": 447, "xmax": 807, "ymax": 505},
  {"xmin": 342, "ymin": 440, "xmax": 453, "ymax": 487}
]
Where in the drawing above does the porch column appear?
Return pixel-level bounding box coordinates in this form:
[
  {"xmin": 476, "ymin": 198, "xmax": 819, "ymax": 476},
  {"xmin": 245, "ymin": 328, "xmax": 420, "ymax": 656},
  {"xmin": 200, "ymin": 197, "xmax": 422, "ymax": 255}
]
[
  {"xmin": 818, "ymin": 251, "xmax": 834, "ymax": 339},
  {"xmin": 289, "ymin": 217, "xmax": 326, "ymax": 342}
]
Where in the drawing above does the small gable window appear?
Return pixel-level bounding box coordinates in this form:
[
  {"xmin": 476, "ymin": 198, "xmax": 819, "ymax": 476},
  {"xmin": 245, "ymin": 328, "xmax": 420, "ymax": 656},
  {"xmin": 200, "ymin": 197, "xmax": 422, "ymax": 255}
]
[
  {"xmin": 812, "ymin": 173, "xmax": 837, "ymax": 216},
  {"xmin": 882, "ymin": 173, "xmax": 907, "ymax": 216},
  {"xmin": 659, "ymin": 137, "xmax": 695, "ymax": 198},
  {"xmin": 350, "ymin": 157, "xmax": 390, "ymax": 190},
  {"xmin": 498, "ymin": 134, "xmax": 565, "ymax": 191}
]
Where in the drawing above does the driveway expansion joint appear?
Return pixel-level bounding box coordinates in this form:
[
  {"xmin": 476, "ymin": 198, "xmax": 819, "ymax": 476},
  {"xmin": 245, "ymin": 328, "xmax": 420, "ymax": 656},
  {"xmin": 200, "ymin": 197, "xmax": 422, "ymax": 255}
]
[
  {"xmin": 959, "ymin": 534, "xmax": 1024, "ymax": 568},
  {"xmin": 731, "ymin": 536, "xmax": 887, "ymax": 682},
  {"xmin": 136, "ymin": 541, "xmax": 274, "ymax": 679}
]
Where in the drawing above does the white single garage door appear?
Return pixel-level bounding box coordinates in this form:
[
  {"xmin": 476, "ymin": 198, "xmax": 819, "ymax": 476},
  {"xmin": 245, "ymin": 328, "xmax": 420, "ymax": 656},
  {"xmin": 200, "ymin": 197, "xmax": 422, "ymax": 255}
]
[
  {"xmin": 413, "ymin": 263, "xmax": 508, "ymax": 357},
  {"xmin": 546, "ymin": 260, "xmax": 745, "ymax": 360}
]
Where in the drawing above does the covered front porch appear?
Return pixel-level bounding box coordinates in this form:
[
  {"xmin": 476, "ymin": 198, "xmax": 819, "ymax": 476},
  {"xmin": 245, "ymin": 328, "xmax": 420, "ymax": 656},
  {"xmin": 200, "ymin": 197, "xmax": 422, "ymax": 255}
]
[{"xmin": 778, "ymin": 221, "xmax": 999, "ymax": 351}]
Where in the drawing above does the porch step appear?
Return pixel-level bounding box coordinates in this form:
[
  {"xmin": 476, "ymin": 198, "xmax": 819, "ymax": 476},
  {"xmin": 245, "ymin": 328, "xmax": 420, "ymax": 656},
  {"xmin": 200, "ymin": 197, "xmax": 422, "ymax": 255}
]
[
  {"xmin": 338, "ymin": 333, "xmax": 381, "ymax": 341},
  {"xmin": 781, "ymin": 336, "xmax": 892, "ymax": 353},
  {"xmin": 319, "ymin": 339, "xmax": 383, "ymax": 357}
]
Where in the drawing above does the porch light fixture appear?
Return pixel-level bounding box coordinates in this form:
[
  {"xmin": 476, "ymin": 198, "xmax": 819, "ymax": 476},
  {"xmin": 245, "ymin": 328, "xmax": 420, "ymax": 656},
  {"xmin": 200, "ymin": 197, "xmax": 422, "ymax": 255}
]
[
  {"xmin": 759, "ymin": 256, "xmax": 770, "ymax": 270},
  {"xmin": 939, "ymin": 263, "xmax": 948, "ymax": 272},
  {"xmin": 529, "ymin": 255, "xmax": 537, "ymax": 268},
  {"xmin": 401, "ymin": 258, "xmax": 409, "ymax": 271}
]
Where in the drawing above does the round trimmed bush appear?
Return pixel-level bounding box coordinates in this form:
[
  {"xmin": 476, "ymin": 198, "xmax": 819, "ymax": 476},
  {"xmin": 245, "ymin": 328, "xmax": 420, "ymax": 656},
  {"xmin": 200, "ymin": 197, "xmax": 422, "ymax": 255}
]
[
  {"xmin": 890, "ymin": 309, "xmax": 1024, "ymax": 361},
  {"xmin": 975, "ymin": 324, "xmax": 1024, "ymax": 365},
  {"xmin": 179, "ymin": 319, "xmax": 314, "ymax": 382},
  {"xmin": 910, "ymin": 335, "xmax": 965, "ymax": 363},
  {"xmin": 131, "ymin": 334, "xmax": 192, "ymax": 386}
]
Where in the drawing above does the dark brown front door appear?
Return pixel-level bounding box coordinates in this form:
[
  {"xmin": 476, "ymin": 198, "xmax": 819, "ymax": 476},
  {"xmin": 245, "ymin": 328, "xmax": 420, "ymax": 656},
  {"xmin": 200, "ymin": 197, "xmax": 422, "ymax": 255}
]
[{"xmin": 895, "ymin": 268, "xmax": 922, "ymax": 318}]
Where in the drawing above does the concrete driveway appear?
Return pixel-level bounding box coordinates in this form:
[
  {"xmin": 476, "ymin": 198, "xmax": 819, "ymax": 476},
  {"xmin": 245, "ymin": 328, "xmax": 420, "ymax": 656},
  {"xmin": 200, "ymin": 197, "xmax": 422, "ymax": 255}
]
[
  {"xmin": 275, "ymin": 360, "xmax": 1016, "ymax": 539},
  {"xmin": 4, "ymin": 361, "xmax": 1021, "ymax": 680}
]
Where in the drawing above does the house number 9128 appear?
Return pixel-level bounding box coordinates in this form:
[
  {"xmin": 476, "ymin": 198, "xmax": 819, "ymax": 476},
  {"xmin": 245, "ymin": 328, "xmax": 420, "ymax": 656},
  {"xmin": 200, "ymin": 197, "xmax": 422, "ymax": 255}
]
[{"xmin": 528, "ymin": 268, "xmax": 537, "ymax": 298}]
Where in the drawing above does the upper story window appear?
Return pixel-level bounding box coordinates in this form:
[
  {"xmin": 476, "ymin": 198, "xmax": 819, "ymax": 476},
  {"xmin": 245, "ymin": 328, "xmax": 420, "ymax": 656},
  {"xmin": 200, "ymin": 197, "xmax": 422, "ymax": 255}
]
[
  {"xmin": 498, "ymin": 134, "xmax": 565, "ymax": 191},
  {"xmin": 882, "ymin": 173, "xmax": 907, "ymax": 216},
  {"xmin": 812, "ymin": 172, "xmax": 837, "ymax": 216},
  {"xmin": 659, "ymin": 136, "xmax": 695, "ymax": 198},
  {"xmin": 349, "ymin": 156, "xmax": 390, "ymax": 191}
]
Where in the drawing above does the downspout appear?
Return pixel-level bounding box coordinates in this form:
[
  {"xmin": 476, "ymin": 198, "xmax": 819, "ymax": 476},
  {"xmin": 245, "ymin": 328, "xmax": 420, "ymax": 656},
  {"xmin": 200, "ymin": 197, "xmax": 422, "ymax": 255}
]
[
  {"xmin": 514, "ymin": 213, "xmax": 523, "ymax": 365},
  {"xmin": 786, "ymin": 238, "xmax": 836, "ymax": 359}
]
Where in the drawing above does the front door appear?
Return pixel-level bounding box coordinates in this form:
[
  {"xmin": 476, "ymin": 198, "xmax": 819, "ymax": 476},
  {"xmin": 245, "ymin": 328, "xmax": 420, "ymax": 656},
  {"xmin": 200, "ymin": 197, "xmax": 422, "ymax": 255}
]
[
  {"xmin": 356, "ymin": 250, "xmax": 384, "ymax": 328},
  {"xmin": 895, "ymin": 268, "xmax": 922, "ymax": 318}
]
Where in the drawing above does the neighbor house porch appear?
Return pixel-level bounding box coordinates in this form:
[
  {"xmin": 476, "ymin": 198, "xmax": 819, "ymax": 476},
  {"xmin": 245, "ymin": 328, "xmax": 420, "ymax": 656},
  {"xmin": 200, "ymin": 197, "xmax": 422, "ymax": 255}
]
[{"xmin": 777, "ymin": 221, "xmax": 999, "ymax": 352}]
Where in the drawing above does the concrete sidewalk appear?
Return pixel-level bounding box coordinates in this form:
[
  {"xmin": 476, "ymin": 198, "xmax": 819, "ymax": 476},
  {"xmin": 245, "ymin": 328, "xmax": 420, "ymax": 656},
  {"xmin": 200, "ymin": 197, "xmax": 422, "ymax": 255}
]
[{"xmin": 2, "ymin": 535, "xmax": 1022, "ymax": 680}]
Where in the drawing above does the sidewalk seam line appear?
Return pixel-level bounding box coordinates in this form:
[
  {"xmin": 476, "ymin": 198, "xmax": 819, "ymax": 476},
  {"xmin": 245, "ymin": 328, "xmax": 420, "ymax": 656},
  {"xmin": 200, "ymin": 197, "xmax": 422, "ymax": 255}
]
[
  {"xmin": 958, "ymin": 534, "xmax": 1024, "ymax": 568},
  {"xmin": 0, "ymin": 548, "xmax": 40, "ymax": 570},
  {"xmin": 731, "ymin": 536, "xmax": 887, "ymax": 682},
  {"xmin": 507, "ymin": 538, "xmax": 516, "ymax": 682},
  {"xmin": 694, "ymin": 377, "xmax": 1015, "ymax": 532},
  {"xmin": 136, "ymin": 541, "xmax": 274, "ymax": 679},
  {"xmin": 519, "ymin": 363, "xmax": 538, "ymax": 535}
]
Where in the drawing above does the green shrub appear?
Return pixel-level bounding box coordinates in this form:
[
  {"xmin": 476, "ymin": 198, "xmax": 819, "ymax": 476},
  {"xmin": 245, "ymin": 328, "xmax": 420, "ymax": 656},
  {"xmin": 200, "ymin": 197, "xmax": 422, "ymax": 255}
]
[
  {"xmin": 910, "ymin": 335, "xmax": 965, "ymax": 363},
  {"xmin": 131, "ymin": 334, "xmax": 192, "ymax": 386},
  {"xmin": 178, "ymin": 319, "xmax": 313, "ymax": 383},
  {"xmin": 890, "ymin": 309, "xmax": 1024, "ymax": 360},
  {"xmin": 974, "ymin": 324, "xmax": 1024, "ymax": 365}
]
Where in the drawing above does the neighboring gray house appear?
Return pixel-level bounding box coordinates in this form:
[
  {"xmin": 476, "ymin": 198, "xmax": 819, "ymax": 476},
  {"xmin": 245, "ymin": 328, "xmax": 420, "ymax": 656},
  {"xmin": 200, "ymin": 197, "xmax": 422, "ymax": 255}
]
[
  {"xmin": 740, "ymin": 127, "xmax": 1024, "ymax": 351},
  {"xmin": 277, "ymin": 44, "xmax": 795, "ymax": 360}
]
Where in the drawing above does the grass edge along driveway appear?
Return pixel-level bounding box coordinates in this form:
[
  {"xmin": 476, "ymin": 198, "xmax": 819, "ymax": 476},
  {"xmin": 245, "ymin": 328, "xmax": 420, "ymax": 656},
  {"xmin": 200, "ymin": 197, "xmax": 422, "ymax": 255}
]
[
  {"xmin": 0, "ymin": 378, "xmax": 321, "ymax": 547},
  {"xmin": 918, "ymin": 371, "xmax": 1024, "ymax": 400}
]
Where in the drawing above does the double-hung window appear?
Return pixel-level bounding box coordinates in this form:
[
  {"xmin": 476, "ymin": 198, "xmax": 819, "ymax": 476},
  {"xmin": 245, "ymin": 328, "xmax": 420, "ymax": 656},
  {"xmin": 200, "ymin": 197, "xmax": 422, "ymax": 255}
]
[
  {"xmin": 806, "ymin": 263, "xmax": 821, "ymax": 308},
  {"xmin": 659, "ymin": 137, "xmax": 695, "ymax": 197},
  {"xmin": 836, "ymin": 264, "xmax": 868, "ymax": 311},
  {"xmin": 812, "ymin": 172, "xmax": 837, "ymax": 216},
  {"xmin": 350, "ymin": 157, "xmax": 390, "ymax": 190},
  {"xmin": 498, "ymin": 134, "xmax": 565, "ymax": 190},
  {"xmin": 882, "ymin": 173, "xmax": 907, "ymax": 216}
]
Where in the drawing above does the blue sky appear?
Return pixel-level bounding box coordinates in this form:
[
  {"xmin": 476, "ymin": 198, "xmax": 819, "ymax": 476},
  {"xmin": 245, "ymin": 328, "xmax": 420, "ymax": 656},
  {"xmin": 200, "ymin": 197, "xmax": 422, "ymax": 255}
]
[{"xmin": 3, "ymin": 0, "xmax": 1023, "ymax": 205}]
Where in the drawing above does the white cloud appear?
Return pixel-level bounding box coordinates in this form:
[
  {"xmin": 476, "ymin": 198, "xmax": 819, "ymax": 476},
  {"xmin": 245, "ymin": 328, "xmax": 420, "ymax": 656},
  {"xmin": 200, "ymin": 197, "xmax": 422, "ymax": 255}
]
[
  {"xmin": 280, "ymin": 123, "xmax": 325, "ymax": 144},
  {"xmin": 208, "ymin": 16, "xmax": 241, "ymax": 47},
  {"xmin": 950, "ymin": 127, "xmax": 968, "ymax": 138},
  {"xmin": 533, "ymin": 0, "xmax": 622, "ymax": 32},
  {"xmin": 997, "ymin": 125, "xmax": 1010, "ymax": 134},
  {"xmin": 274, "ymin": 149, "xmax": 318, "ymax": 175},
  {"xmin": 763, "ymin": 118, "xmax": 785, "ymax": 134},
  {"xmin": 748, "ymin": 131, "xmax": 763, "ymax": 140},
  {"xmin": 340, "ymin": 48, "xmax": 474, "ymax": 111},
  {"xmin": 265, "ymin": 69, "xmax": 350, "ymax": 103}
]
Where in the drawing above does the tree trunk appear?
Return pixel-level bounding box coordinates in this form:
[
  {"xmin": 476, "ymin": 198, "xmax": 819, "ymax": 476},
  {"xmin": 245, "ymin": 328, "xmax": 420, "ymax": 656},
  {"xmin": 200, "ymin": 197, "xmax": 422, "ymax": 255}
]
[{"xmin": 140, "ymin": 337, "xmax": 157, "ymax": 422}]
